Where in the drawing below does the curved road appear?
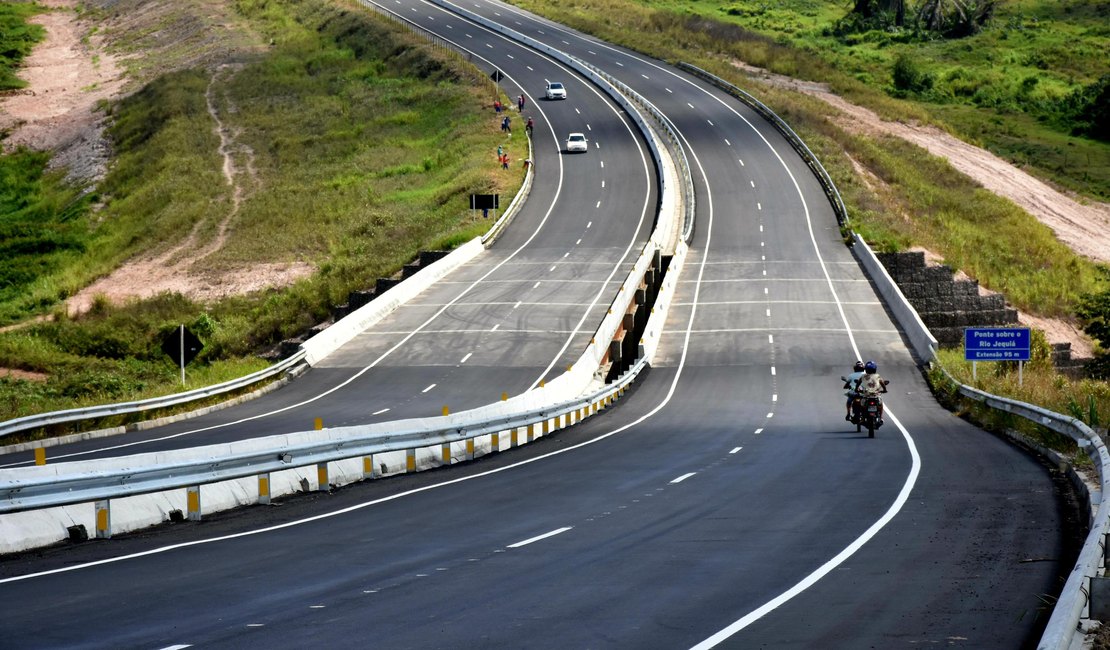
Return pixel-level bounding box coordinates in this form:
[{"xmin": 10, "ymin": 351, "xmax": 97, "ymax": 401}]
[{"xmin": 0, "ymin": 1, "xmax": 1076, "ymax": 648}]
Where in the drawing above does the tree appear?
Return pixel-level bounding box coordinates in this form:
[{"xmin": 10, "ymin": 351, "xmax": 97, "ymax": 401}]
[{"xmin": 917, "ymin": 0, "xmax": 997, "ymax": 37}]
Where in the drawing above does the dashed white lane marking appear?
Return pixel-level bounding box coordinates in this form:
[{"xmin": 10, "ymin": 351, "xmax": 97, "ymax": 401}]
[
  {"xmin": 562, "ymin": 39, "xmax": 570, "ymax": 44},
  {"xmin": 601, "ymin": 180, "xmax": 605, "ymax": 188},
  {"xmin": 707, "ymin": 119, "xmax": 714, "ymax": 126},
  {"xmin": 460, "ymin": 352, "xmax": 473, "ymax": 363},
  {"xmin": 247, "ymin": 623, "xmax": 265, "ymax": 627},
  {"xmin": 614, "ymin": 61, "xmax": 624, "ymax": 66},
  {"xmin": 687, "ymin": 102, "xmax": 695, "ymax": 109},
  {"xmin": 750, "ymin": 180, "xmax": 755, "ymax": 187},
  {"xmin": 642, "ymin": 73, "xmax": 649, "ymax": 79},
  {"xmin": 422, "ymin": 384, "xmax": 436, "ymax": 393},
  {"xmin": 575, "ymin": 107, "xmax": 580, "ymax": 114},
  {"xmin": 766, "ymin": 413, "xmax": 774, "ymax": 418},
  {"xmin": 532, "ymin": 281, "xmax": 541, "ymax": 289},
  {"xmin": 665, "ymin": 87, "xmax": 673, "ymax": 93},
  {"xmin": 761, "ymin": 242, "xmax": 765, "ymax": 247},
  {"xmin": 513, "ymin": 301, "xmax": 522, "ymax": 309},
  {"xmin": 739, "ymin": 158, "xmax": 745, "ymax": 166},
  {"xmin": 769, "ymin": 335, "xmax": 774, "ymax": 344},
  {"xmin": 757, "ymin": 202, "xmax": 762, "ymax": 210},
  {"xmin": 537, "ymin": 29, "xmax": 544, "ymax": 34},
  {"xmin": 507, "ymin": 54, "xmax": 514, "ymax": 59},
  {"xmin": 596, "ymin": 201, "xmax": 601, "ymax": 208},
  {"xmin": 764, "ymin": 287, "xmax": 768, "ymax": 294},
  {"xmin": 770, "ymin": 366, "xmax": 776, "ymax": 376},
  {"xmin": 730, "ymin": 447, "xmax": 743, "ymax": 454},
  {"xmin": 671, "ymin": 472, "xmax": 697, "ymax": 484},
  {"xmin": 550, "ymin": 265, "xmax": 557, "ymax": 272},
  {"xmin": 765, "ymin": 309, "xmax": 771, "ymax": 317},
  {"xmin": 485, "ymin": 42, "xmax": 492, "ymax": 48},
  {"xmin": 372, "ymin": 408, "xmax": 390, "ymax": 416},
  {"xmin": 576, "ymin": 238, "xmax": 582, "ymax": 245},
  {"xmin": 446, "ymin": 23, "xmax": 452, "ymax": 28},
  {"xmin": 160, "ymin": 646, "xmax": 191, "ymax": 650},
  {"xmin": 587, "ymin": 221, "xmax": 593, "ymax": 228},
  {"xmin": 772, "ymin": 395, "xmax": 778, "ymax": 402},
  {"xmin": 526, "ymin": 65, "xmax": 533, "ymax": 71},
  {"xmin": 754, "ymin": 428, "xmax": 763, "ymax": 435},
  {"xmin": 588, "ymin": 50, "xmax": 596, "ymax": 54},
  {"xmin": 465, "ymin": 33, "xmax": 472, "ymax": 38},
  {"xmin": 760, "ymin": 224, "xmax": 763, "ymax": 232},
  {"xmin": 725, "ymin": 138, "xmax": 731, "ymax": 146},
  {"xmin": 310, "ymin": 605, "xmax": 325, "ymax": 609},
  {"xmin": 599, "ymin": 158, "xmax": 604, "ymax": 165},
  {"xmin": 563, "ymin": 252, "xmax": 570, "ymax": 258},
  {"xmin": 491, "ymin": 323, "xmax": 501, "ymax": 332},
  {"xmin": 508, "ymin": 527, "xmax": 573, "ymax": 548},
  {"xmin": 587, "ymin": 124, "xmax": 592, "ymax": 131}
]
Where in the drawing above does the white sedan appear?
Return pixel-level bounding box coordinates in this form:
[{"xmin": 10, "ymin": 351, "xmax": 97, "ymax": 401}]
[
  {"xmin": 565, "ymin": 133, "xmax": 588, "ymax": 153},
  {"xmin": 545, "ymin": 81, "xmax": 566, "ymax": 100}
]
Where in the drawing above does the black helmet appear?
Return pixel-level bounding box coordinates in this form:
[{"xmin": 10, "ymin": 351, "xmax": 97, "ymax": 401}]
[
  {"xmin": 853, "ymin": 360, "xmax": 865, "ymax": 372},
  {"xmin": 865, "ymin": 361, "xmax": 877, "ymax": 373}
]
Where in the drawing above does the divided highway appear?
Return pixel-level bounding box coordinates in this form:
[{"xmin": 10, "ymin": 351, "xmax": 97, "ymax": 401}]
[{"xmin": 0, "ymin": 1, "xmax": 1075, "ymax": 648}]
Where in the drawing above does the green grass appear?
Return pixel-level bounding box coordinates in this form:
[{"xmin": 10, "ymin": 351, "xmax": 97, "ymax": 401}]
[
  {"xmin": 0, "ymin": 0, "xmax": 522, "ymax": 423},
  {"xmin": 0, "ymin": 2, "xmax": 45, "ymax": 91}
]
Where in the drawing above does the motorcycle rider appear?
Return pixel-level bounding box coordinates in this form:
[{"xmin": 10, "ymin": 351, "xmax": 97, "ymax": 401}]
[
  {"xmin": 854, "ymin": 360, "xmax": 889, "ymax": 423},
  {"xmin": 843, "ymin": 360, "xmax": 866, "ymax": 421}
]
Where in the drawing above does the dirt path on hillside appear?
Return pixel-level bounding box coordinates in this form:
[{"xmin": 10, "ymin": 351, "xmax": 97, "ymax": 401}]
[
  {"xmin": 734, "ymin": 61, "xmax": 1110, "ymax": 265},
  {"xmin": 0, "ymin": 1, "xmax": 313, "ymax": 316}
]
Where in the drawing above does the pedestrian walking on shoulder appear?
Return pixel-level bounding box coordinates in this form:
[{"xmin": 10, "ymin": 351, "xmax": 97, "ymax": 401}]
[
  {"xmin": 518, "ymin": 94, "xmax": 525, "ymax": 112},
  {"xmin": 502, "ymin": 115, "xmax": 511, "ymax": 134},
  {"xmin": 494, "ymin": 99, "xmax": 502, "ymax": 114},
  {"xmin": 502, "ymin": 153, "xmax": 510, "ymax": 170},
  {"xmin": 525, "ymin": 117, "xmax": 534, "ymax": 136}
]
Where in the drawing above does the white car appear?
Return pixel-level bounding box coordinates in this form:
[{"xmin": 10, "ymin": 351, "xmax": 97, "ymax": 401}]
[
  {"xmin": 566, "ymin": 133, "xmax": 588, "ymax": 153},
  {"xmin": 545, "ymin": 82, "xmax": 567, "ymax": 100}
]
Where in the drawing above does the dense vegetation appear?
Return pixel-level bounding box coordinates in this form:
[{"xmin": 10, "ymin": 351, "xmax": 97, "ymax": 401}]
[{"xmin": 0, "ymin": 0, "xmax": 521, "ymax": 420}]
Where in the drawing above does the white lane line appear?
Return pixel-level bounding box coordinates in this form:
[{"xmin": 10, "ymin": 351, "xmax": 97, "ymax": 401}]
[
  {"xmin": 507, "ymin": 54, "xmax": 514, "ymax": 59},
  {"xmin": 465, "ymin": 33, "xmax": 472, "ymax": 38},
  {"xmin": 670, "ymin": 472, "xmax": 697, "ymax": 484},
  {"xmin": 772, "ymin": 394, "xmax": 778, "ymax": 402},
  {"xmin": 614, "ymin": 61, "xmax": 624, "ymax": 66},
  {"xmin": 576, "ymin": 238, "xmax": 582, "ymax": 245},
  {"xmin": 687, "ymin": 102, "xmax": 695, "ymax": 109},
  {"xmin": 372, "ymin": 408, "xmax": 390, "ymax": 416},
  {"xmin": 754, "ymin": 428, "xmax": 763, "ymax": 434},
  {"xmin": 310, "ymin": 605, "xmax": 326, "ymax": 609},
  {"xmin": 588, "ymin": 50, "xmax": 597, "ymax": 55},
  {"xmin": 550, "ymin": 265, "xmax": 557, "ymax": 272},
  {"xmin": 760, "ymin": 224, "xmax": 764, "ymax": 232},
  {"xmin": 761, "ymin": 242, "xmax": 765, "ymax": 247},
  {"xmin": 562, "ymin": 39, "xmax": 570, "ymax": 45},
  {"xmin": 563, "ymin": 252, "xmax": 570, "ymax": 258},
  {"xmin": 247, "ymin": 623, "xmax": 265, "ymax": 627},
  {"xmin": 768, "ymin": 335, "xmax": 774, "ymax": 343},
  {"xmin": 491, "ymin": 323, "xmax": 501, "ymax": 332},
  {"xmin": 601, "ymin": 180, "xmax": 606, "ymax": 188},
  {"xmin": 665, "ymin": 87, "xmax": 673, "ymax": 93},
  {"xmin": 526, "ymin": 65, "xmax": 533, "ymax": 71},
  {"xmin": 575, "ymin": 107, "xmax": 580, "ymax": 114},
  {"xmin": 707, "ymin": 119, "xmax": 714, "ymax": 126},
  {"xmin": 765, "ymin": 308, "xmax": 771, "ymax": 317},
  {"xmin": 739, "ymin": 158, "xmax": 745, "ymax": 166},
  {"xmin": 533, "ymin": 281, "xmax": 541, "ymax": 289},
  {"xmin": 764, "ymin": 287, "xmax": 768, "ymax": 295},
  {"xmin": 460, "ymin": 352, "xmax": 473, "ymax": 363},
  {"xmin": 758, "ymin": 202, "xmax": 762, "ymax": 210},
  {"xmin": 508, "ymin": 527, "xmax": 573, "ymax": 548},
  {"xmin": 596, "ymin": 201, "xmax": 601, "ymax": 208},
  {"xmin": 730, "ymin": 447, "xmax": 743, "ymax": 454},
  {"xmin": 160, "ymin": 646, "xmax": 191, "ymax": 650},
  {"xmin": 766, "ymin": 413, "xmax": 774, "ymax": 418},
  {"xmin": 587, "ymin": 123, "xmax": 592, "ymax": 131},
  {"xmin": 750, "ymin": 180, "xmax": 755, "ymax": 187},
  {"xmin": 600, "ymin": 160, "xmax": 604, "ymax": 168},
  {"xmin": 725, "ymin": 138, "xmax": 731, "ymax": 146},
  {"xmin": 770, "ymin": 366, "xmax": 776, "ymax": 376},
  {"xmin": 513, "ymin": 301, "xmax": 521, "ymax": 309},
  {"xmin": 587, "ymin": 221, "xmax": 593, "ymax": 228},
  {"xmin": 422, "ymin": 384, "xmax": 436, "ymax": 393},
  {"xmin": 485, "ymin": 42, "xmax": 492, "ymax": 48},
  {"xmin": 642, "ymin": 73, "xmax": 649, "ymax": 79}
]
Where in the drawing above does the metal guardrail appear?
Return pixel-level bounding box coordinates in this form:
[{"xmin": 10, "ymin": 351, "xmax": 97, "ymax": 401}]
[
  {"xmin": 0, "ymin": 355, "xmax": 647, "ymax": 513},
  {"xmin": 0, "ymin": 350, "xmax": 306, "ymax": 441},
  {"xmin": 933, "ymin": 368, "xmax": 1110, "ymax": 650},
  {"xmin": 676, "ymin": 62, "xmax": 849, "ymax": 231}
]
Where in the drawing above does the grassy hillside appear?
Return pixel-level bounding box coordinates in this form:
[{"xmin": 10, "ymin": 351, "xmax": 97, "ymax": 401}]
[
  {"xmin": 0, "ymin": 0, "xmax": 522, "ymax": 421},
  {"xmin": 0, "ymin": 1, "xmax": 45, "ymax": 91}
]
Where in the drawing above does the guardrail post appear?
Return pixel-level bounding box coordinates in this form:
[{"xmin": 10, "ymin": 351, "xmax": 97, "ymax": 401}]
[
  {"xmin": 363, "ymin": 455, "xmax": 375, "ymax": 479},
  {"xmin": 442, "ymin": 443, "xmax": 452, "ymax": 464},
  {"xmin": 95, "ymin": 499, "xmax": 111, "ymax": 539},
  {"xmin": 317, "ymin": 462, "xmax": 330, "ymax": 492},
  {"xmin": 543, "ymin": 418, "xmax": 550, "ymax": 435},
  {"xmin": 527, "ymin": 423, "xmax": 535, "ymax": 442},
  {"xmin": 511, "ymin": 427, "xmax": 519, "ymax": 448},
  {"xmin": 466, "ymin": 438, "xmax": 475, "ymax": 460},
  {"xmin": 406, "ymin": 449, "xmax": 416, "ymax": 472},
  {"xmin": 314, "ymin": 417, "xmax": 323, "ymax": 430},
  {"xmin": 187, "ymin": 485, "xmax": 201, "ymax": 521},
  {"xmin": 34, "ymin": 447, "xmax": 46, "ymax": 466},
  {"xmin": 491, "ymin": 431, "xmax": 500, "ymax": 452},
  {"xmin": 258, "ymin": 473, "xmax": 271, "ymax": 505}
]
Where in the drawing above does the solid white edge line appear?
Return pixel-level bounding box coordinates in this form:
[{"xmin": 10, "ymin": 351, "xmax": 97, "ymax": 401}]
[
  {"xmin": 507, "ymin": 526, "xmax": 573, "ymax": 548},
  {"xmin": 691, "ymin": 411, "xmax": 920, "ymax": 649}
]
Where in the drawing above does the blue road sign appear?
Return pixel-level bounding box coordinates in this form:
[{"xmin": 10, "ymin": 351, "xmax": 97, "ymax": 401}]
[{"xmin": 964, "ymin": 327, "xmax": 1031, "ymax": 361}]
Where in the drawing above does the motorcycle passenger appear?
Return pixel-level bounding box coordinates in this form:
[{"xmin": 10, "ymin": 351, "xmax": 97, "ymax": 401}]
[
  {"xmin": 854, "ymin": 361, "xmax": 889, "ymax": 422},
  {"xmin": 843, "ymin": 360, "xmax": 866, "ymax": 421}
]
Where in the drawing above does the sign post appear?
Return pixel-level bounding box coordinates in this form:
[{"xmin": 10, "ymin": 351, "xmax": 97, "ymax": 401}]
[
  {"xmin": 161, "ymin": 326, "xmax": 204, "ymax": 386},
  {"xmin": 964, "ymin": 327, "xmax": 1031, "ymax": 386}
]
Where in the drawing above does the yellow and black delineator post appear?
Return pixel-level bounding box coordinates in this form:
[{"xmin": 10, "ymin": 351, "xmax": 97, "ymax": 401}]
[
  {"xmin": 258, "ymin": 473, "xmax": 271, "ymax": 505},
  {"xmin": 187, "ymin": 485, "xmax": 202, "ymax": 521},
  {"xmin": 34, "ymin": 447, "xmax": 46, "ymax": 466},
  {"xmin": 95, "ymin": 499, "xmax": 111, "ymax": 539}
]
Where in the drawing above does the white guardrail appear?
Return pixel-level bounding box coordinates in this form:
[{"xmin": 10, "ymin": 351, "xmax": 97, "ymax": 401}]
[
  {"xmin": 0, "ymin": 0, "xmax": 695, "ymax": 552},
  {"xmin": 684, "ymin": 62, "xmax": 1108, "ymax": 648}
]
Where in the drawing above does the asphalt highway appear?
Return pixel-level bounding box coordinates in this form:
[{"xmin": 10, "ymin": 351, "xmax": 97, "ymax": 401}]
[{"xmin": 0, "ymin": 1, "xmax": 1076, "ymax": 648}]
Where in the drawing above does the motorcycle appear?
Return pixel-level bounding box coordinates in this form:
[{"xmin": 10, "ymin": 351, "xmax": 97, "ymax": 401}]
[{"xmin": 842, "ymin": 376, "xmax": 889, "ymax": 438}]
